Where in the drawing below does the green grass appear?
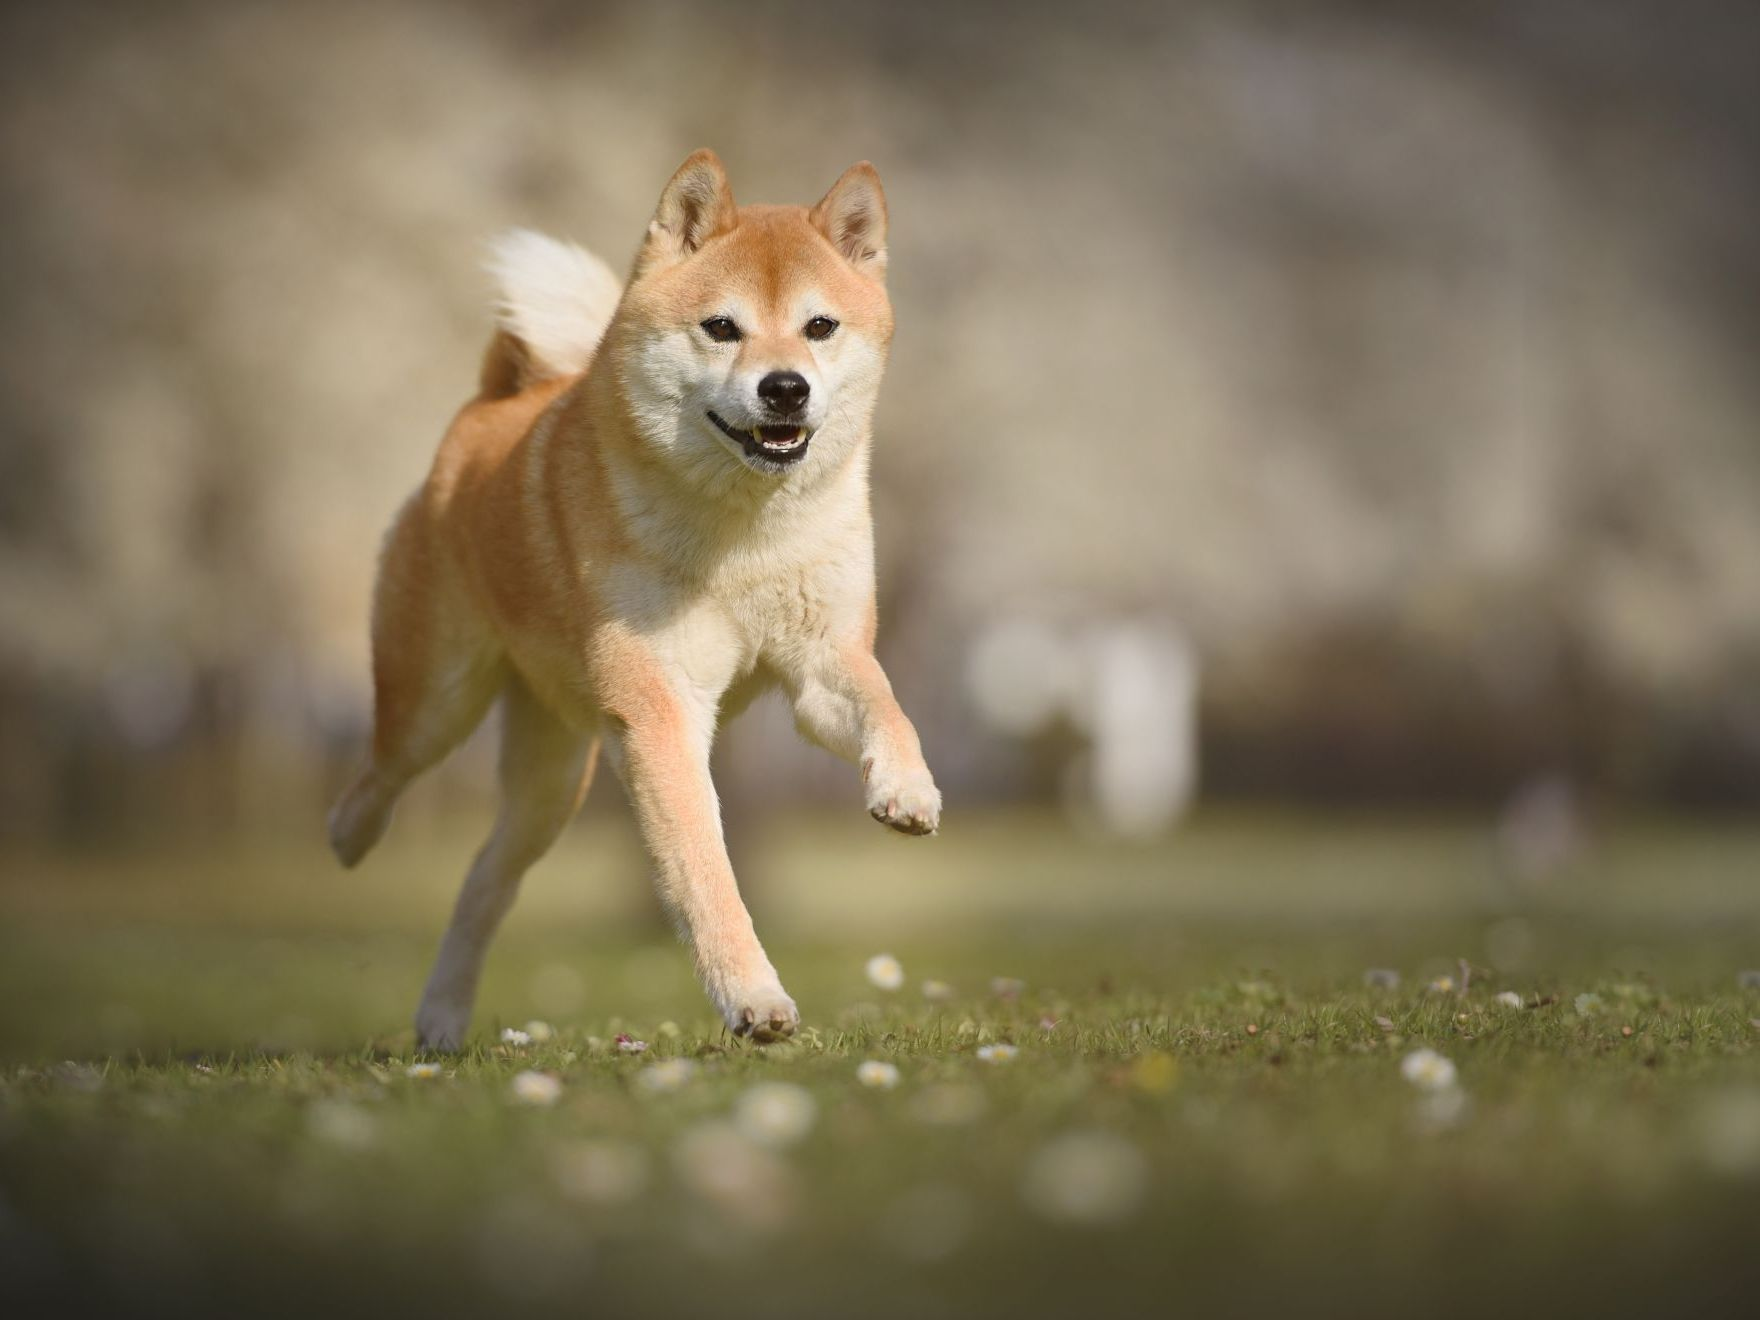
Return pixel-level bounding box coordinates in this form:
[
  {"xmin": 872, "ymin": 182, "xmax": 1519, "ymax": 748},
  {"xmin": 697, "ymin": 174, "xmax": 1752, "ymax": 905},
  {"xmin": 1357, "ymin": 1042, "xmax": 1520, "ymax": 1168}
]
[{"xmin": 2, "ymin": 810, "xmax": 1758, "ymax": 1318}]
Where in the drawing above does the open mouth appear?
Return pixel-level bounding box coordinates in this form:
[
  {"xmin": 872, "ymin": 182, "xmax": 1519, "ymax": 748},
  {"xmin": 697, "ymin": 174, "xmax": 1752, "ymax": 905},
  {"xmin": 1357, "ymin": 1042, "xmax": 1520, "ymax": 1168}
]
[{"xmin": 706, "ymin": 411, "xmax": 812, "ymax": 467}]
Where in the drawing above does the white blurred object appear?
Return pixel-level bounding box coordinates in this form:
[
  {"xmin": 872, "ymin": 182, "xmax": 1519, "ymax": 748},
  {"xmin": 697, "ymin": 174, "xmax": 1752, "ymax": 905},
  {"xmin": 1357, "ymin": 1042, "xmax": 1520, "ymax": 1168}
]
[
  {"xmin": 1083, "ymin": 621, "xmax": 1200, "ymax": 837},
  {"xmin": 102, "ymin": 643, "xmax": 195, "ymax": 749},
  {"xmin": 965, "ymin": 617, "xmax": 1080, "ymax": 735},
  {"xmin": 1019, "ymin": 1130, "xmax": 1149, "ymax": 1225},
  {"xmin": 1496, "ymin": 773, "xmax": 1585, "ymax": 887},
  {"xmin": 966, "ymin": 614, "xmax": 1199, "ymax": 837},
  {"xmin": 1694, "ymin": 1088, "xmax": 1760, "ymax": 1177}
]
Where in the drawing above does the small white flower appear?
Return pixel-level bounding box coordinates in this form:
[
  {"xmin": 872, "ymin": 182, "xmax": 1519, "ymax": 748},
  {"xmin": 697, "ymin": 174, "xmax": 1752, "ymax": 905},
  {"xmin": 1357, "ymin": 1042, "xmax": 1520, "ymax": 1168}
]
[
  {"xmin": 672, "ymin": 1121, "xmax": 797, "ymax": 1229},
  {"xmin": 921, "ymin": 979, "xmax": 954, "ymax": 1002},
  {"xmin": 1695, "ymin": 1087, "xmax": 1760, "ymax": 1176},
  {"xmin": 50, "ymin": 1062, "xmax": 103, "ymax": 1093},
  {"xmin": 553, "ymin": 1140, "xmax": 649, "ymax": 1206},
  {"xmin": 857, "ymin": 1060, "xmax": 901, "ymax": 1090},
  {"xmin": 1428, "ymin": 976, "xmax": 1456, "ymax": 995},
  {"xmin": 1415, "ymin": 1086, "xmax": 1471, "ymax": 1132},
  {"xmin": 509, "ymin": 1071, "xmax": 563, "ymax": 1107},
  {"xmin": 909, "ymin": 1083, "xmax": 988, "ymax": 1127},
  {"xmin": 733, "ymin": 1082, "xmax": 818, "ymax": 1148},
  {"xmin": 1400, "ymin": 1048, "xmax": 1457, "ymax": 1092},
  {"xmin": 1020, "ymin": 1131, "xmax": 1148, "ymax": 1225},
  {"xmin": 635, "ymin": 1059, "xmax": 698, "ymax": 1095},
  {"xmin": 500, "ymin": 1028, "xmax": 533, "ymax": 1047},
  {"xmin": 976, "ymin": 1043, "xmax": 1019, "ymax": 1064},
  {"xmin": 1495, "ymin": 991, "xmax": 1524, "ymax": 1010},
  {"xmin": 1363, "ymin": 968, "xmax": 1401, "ymax": 990},
  {"xmin": 1574, "ymin": 993, "xmax": 1604, "ymax": 1017},
  {"xmin": 614, "ymin": 1034, "xmax": 648, "ymax": 1054},
  {"xmin": 866, "ymin": 954, "xmax": 905, "ymax": 991},
  {"xmin": 879, "ymin": 1183, "xmax": 973, "ymax": 1262},
  {"xmin": 308, "ymin": 1101, "xmax": 377, "ymax": 1148},
  {"xmin": 522, "ymin": 1020, "xmax": 554, "ymax": 1043},
  {"xmin": 405, "ymin": 1062, "xmax": 443, "ymax": 1079},
  {"xmin": 990, "ymin": 977, "xmax": 1026, "ymax": 1000}
]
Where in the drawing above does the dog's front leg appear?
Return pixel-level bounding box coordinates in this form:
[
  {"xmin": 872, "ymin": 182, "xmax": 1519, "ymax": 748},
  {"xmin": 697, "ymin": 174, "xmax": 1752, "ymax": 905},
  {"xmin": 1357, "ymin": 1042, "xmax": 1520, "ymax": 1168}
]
[
  {"xmin": 603, "ymin": 678, "xmax": 798, "ymax": 1042},
  {"xmin": 788, "ymin": 647, "xmax": 941, "ymax": 836}
]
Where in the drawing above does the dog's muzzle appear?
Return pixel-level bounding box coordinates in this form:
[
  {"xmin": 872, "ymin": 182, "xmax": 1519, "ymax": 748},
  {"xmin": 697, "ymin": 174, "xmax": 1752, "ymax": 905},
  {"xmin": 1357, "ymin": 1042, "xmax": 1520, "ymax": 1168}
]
[{"xmin": 707, "ymin": 411, "xmax": 812, "ymax": 468}]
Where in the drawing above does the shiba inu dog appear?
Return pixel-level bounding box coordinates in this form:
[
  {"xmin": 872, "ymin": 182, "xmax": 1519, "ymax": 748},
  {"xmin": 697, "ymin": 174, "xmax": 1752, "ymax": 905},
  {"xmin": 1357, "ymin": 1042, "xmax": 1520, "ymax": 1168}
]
[{"xmin": 328, "ymin": 150, "xmax": 940, "ymax": 1049}]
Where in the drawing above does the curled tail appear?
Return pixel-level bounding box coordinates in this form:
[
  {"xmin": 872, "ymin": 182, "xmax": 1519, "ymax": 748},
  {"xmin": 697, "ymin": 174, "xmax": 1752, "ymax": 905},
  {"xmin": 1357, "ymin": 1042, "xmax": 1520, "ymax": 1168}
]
[{"xmin": 478, "ymin": 229, "xmax": 622, "ymax": 399}]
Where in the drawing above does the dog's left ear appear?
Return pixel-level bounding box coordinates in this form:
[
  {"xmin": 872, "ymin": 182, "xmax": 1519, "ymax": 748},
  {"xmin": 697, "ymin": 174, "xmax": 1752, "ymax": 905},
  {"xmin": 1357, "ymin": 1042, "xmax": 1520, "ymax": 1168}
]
[{"xmin": 810, "ymin": 162, "xmax": 887, "ymax": 279}]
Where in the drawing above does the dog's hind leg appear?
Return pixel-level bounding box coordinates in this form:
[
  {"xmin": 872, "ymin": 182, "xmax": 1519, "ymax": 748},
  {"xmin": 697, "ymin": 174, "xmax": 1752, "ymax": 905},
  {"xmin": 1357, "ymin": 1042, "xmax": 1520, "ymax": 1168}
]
[
  {"xmin": 413, "ymin": 677, "xmax": 597, "ymax": 1051},
  {"xmin": 328, "ymin": 502, "xmax": 504, "ymax": 867}
]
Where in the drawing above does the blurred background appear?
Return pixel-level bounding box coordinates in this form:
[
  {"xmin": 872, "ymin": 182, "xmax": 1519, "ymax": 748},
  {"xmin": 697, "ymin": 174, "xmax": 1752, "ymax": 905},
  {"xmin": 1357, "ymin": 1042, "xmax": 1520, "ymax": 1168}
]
[
  {"xmin": 7, "ymin": 13, "xmax": 1760, "ymax": 1312},
  {"xmin": 2, "ymin": 0, "xmax": 1758, "ymax": 852}
]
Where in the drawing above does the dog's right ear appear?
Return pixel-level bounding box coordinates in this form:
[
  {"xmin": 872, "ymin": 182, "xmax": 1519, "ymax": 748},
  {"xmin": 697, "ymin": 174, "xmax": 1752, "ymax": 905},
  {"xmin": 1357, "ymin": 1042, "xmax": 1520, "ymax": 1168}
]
[{"xmin": 637, "ymin": 149, "xmax": 737, "ymax": 276}]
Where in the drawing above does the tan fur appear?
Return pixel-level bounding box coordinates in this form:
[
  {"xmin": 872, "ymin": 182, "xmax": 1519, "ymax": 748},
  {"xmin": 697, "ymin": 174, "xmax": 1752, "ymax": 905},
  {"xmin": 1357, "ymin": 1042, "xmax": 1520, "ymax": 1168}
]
[{"xmin": 329, "ymin": 151, "xmax": 940, "ymax": 1048}]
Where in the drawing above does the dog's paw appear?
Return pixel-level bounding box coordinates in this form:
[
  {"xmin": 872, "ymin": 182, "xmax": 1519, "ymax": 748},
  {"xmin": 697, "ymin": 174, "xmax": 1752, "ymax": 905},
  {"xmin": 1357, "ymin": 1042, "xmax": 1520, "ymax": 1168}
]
[
  {"xmin": 717, "ymin": 980, "xmax": 800, "ymax": 1044},
  {"xmin": 413, "ymin": 998, "xmax": 471, "ymax": 1053},
  {"xmin": 865, "ymin": 760, "xmax": 941, "ymax": 836}
]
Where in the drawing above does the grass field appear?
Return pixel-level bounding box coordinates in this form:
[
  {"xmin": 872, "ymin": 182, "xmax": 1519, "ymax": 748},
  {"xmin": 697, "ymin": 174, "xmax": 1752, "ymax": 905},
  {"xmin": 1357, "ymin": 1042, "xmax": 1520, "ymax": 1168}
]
[{"xmin": 2, "ymin": 809, "xmax": 1758, "ymax": 1318}]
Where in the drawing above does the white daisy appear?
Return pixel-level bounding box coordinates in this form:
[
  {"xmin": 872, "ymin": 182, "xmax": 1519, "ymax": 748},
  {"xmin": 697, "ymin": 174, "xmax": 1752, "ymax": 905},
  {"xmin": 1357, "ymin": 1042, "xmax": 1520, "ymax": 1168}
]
[
  {"xmin": 1494, "ymin": 991, "xmax": 1524, "ymax": 1009},
  {"xmin": 866, "ymin": 954, "xmax": 905, "ymax": 991},
  {"xmin": 50, "ymin": 1062, "xmax": 103, "ymax": 1092},
  {"xmin": 500, "ymin": 1028, "xmax": 533, "ymax": 1047},
  {"xmin": 1695, "ymin": 1087, "xmax": 1760, "ymax": 1176},
  {"xmin": 614, "ymin": 1034, "xmax": 649, "ymax": 1054},
  {"xmin": 857, "ymin": 1060, "xmax": 901, "ymax": 1090},
  {"xmin": 671, "ymin": 1121, "xmax": 796, "ymax": 1229},
  {"xmin": 976, "ymin": 1043, "xmax": 1019, "ymax": 1064},
  {"xmin": 509, "ymin": 1071, "xmax": 563, "ymax": 1107},
  {"xmin": 1020, "ymin": 1131, "xmax": 1148, "ymax": 1225},
  {"xmin": 921, "ymin": 979, "xmax": 954, "ymax": 1002},
  {"xmin": 1574, "ymin": 993, "xmax": 1604, "ymax": 1017},
  {"xmin": 909, "ymin": 1083, "xmax": 988, "ymax": 1127},
  {"xmin": 635, "ymin": 1059, "xmax": 698, "ymax": 1094},
  {"xmin": 405, "ymin": 1062, "xmax": 443, "ymax": 1079},
  {"xmin": 733, "ymin": 1082, "xmax": 818, "ymax": 1148},
  {"xmin": 1400, "ymin": 1048, "xmax": 1457, "ymax": 1092},
  {"xmin": 1415, "ymin": 1086, "xmax": 1471, "ymax": 1131},
  {"xmin": 307, "ymin": 1101, "xmax": 377, "ymax": 1148},
  {"xmin": 878, "ymin": 1183, "xmax": 973, "ymax": 1262},
  {"xmin": 522, "ymin": 1020, "xmax": 554, "ymax": 1043},
  {"xmin": 1428, "ymin": 976, "xmax": 1455, "ymax": 995},
  {"xmin": 553, "ymin": 1139, "xmax": 648, "ymax": 1206}
]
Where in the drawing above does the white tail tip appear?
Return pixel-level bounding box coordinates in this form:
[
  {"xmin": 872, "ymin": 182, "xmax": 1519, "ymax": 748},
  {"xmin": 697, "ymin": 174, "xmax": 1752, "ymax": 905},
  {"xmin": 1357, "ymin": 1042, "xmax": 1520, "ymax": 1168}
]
[{"xmin": 485, "ymin": 229, "xmax": 622, "ymax": 380}]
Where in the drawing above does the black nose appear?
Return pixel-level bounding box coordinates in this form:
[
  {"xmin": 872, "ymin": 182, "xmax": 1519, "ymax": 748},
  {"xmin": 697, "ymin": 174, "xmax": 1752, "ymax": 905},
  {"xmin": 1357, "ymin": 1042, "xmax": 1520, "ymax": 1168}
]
[{"xmin": 756, "ymin": 370, "xmax": 810, "ymax": 415}]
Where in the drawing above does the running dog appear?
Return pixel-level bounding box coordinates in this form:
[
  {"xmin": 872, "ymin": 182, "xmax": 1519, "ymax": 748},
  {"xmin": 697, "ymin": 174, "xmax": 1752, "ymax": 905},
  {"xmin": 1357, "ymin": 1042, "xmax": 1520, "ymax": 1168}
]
[{"xmin": 328, "ymin": 150, "xmax": 940, "ymax": 1048}]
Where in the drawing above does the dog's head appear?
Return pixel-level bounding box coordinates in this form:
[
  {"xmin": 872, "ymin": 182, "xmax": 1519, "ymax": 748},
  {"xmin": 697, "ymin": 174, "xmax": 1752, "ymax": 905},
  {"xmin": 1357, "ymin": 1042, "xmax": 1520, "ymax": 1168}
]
[{"xmin": 611, "ymin": 150, "xmax": 893, "ymax": 487}]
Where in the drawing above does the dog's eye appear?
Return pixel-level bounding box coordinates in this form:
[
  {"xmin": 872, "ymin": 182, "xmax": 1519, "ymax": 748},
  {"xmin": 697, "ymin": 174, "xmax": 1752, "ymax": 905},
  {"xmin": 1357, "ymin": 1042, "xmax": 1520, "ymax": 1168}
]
[
  {"xmin": 700, "ymin": 317, "xmax": 741, "ymax": 343},
  {"xmin": 803, "ymin": 316, "xmax": 839, "ymax": 341}
]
